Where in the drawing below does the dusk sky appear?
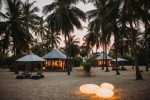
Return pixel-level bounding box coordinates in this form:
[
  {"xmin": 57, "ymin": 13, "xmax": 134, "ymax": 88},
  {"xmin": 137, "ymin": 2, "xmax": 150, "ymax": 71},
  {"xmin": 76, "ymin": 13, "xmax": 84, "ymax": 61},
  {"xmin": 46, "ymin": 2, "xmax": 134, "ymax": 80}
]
[
  {"xmin": 2, "ymin": 0, "xmax": 114, "ymax": 52},
  {"xmin": 31, "ymin": 0, "xmax": 114, "ymax": 52},
  {"xmin": 32, "ymin": 0, "xmax": 96, "ymax": 47}
]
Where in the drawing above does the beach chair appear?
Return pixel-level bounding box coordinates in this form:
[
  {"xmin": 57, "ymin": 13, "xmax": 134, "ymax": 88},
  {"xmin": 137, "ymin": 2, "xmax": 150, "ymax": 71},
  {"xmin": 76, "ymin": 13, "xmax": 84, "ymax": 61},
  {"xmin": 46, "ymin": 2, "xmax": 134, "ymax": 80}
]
[
  {"xmin": 22, "ymin": 71, "xmax": 31, "ymax": 78},
  {"xmin": 16, "ymin": 72, "xmax": 24, "ymax": 79},
  {"xmin": 16, "ymin": 71, "xmax": 31, "ymax": 79},
  {"xmin": 37, "ymin": 71, "xmax": 44, "ymax": 78},
  {"xmin": 31, "ymin": 71, "xmax": 44, "ymax": 79},
  {"xmin": 120, "ymin": 66, "xmax": 127, "ymax": 70}
]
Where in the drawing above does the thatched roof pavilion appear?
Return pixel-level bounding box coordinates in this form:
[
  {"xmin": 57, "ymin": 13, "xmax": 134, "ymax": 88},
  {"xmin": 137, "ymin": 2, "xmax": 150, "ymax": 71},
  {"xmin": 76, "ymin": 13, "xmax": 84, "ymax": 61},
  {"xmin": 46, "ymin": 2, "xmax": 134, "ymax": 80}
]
[
  {"xmin": 96, "ymin": 52, "xmax": 112, "ymax": 67},
  {"xmin": 43, "ymin": 48, "xmax": 66, "ymax": 69}
]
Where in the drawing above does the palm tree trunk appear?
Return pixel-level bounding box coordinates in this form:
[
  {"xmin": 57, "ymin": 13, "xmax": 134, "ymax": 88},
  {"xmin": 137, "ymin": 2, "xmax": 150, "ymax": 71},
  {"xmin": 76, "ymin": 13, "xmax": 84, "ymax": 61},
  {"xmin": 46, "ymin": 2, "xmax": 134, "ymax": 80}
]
[
  {"xmin": 145, "ymin": 57, "xmax": 149, "ymax": 71},
  {"xmin": 115, "ymin": 40, "xmax": 120, "ymax": 75},
  {"xmin": 146, "ymin": 65, "xmax": 149, "ymax": 72},
  {"xmin": 145, "ymin": 48, "xmax": 149, "ymax": 72},
  {"xmin": 46, "ymin": 34, "xmax": 49, "ymax": 52},
  {"xmin": 52, "ymin": 41, "xmax": 54, "ymax": 49},
  {"xmin": 68, "ymin": 35, "xmax": 72, "ymax": 72},
  {"xmin": 105, "ymin": 42, "xmax": 109, "ymax": 72},
  {"xmin": 129, "ymin": 21, "xmax": 143, "ymax": 80},
  {"xmin": 144, "ymin": 16, "xmax": 149, "ymax": 72},
  {"xmin": 65, "ymin": 35, "xmax": 70, "ymax": 75},
  {"xmin": 113, "ymin": 20, "xmax": 120, "ymax": 75},
  {"xmin": 102, "ymin": 43, "xmax": 105, "ymax": 70},
  {"xmin": 13, "ymin": 40, "xmax": 16, "ymax": 56},
  {"xmin": 134, "ymin": 51, "xmax": 143, "ymax": 80}
]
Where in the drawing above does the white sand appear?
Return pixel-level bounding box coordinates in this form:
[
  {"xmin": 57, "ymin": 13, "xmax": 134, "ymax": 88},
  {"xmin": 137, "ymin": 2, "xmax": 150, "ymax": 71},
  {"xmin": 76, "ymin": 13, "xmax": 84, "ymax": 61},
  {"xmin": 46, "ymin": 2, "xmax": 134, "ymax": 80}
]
[{"xmin": 0, "ymin": 66, "xmax": 150, "ymax": 100}]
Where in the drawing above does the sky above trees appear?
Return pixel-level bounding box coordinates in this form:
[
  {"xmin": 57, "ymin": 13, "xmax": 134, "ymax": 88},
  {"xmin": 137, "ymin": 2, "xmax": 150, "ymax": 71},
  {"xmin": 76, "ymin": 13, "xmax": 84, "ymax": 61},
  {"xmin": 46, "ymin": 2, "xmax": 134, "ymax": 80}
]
[
  {"xmin": 32, "ymin": 0, "xmax": 114, "ymax": 52},
  {"xmin": 28, "ymin": 0, "xmax": 97, "ymax": 48},
  {"xmin": 1, "ymin": 0, "xmax": 112, "ymax": 52}
]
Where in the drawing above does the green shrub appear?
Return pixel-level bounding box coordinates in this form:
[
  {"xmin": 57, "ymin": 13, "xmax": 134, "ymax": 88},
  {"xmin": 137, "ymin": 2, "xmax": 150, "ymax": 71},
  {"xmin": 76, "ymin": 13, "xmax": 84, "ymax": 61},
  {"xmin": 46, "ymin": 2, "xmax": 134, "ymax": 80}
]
[{"xmin": 82, "ymin": 62, "xmax": 91, "ymax": 72}]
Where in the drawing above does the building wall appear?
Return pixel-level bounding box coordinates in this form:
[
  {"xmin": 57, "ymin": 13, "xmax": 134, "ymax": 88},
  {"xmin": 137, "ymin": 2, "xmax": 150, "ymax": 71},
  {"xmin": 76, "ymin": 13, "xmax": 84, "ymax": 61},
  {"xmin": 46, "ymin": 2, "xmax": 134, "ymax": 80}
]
[
  {"xmin": 44, "ymin": 59, "xmax": 65, "ymax": 69},
  {"xmin": 97, "ymin": 60, "xmax": 112, "ymax": 67}
]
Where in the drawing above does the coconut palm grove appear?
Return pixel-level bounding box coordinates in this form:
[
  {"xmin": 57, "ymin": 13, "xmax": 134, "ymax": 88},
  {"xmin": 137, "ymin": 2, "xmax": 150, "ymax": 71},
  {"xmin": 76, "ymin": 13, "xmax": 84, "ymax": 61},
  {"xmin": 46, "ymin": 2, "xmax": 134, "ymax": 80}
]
[{"xmin": 0, "ymin": 0, "xmax": 150, "ymax": 100}]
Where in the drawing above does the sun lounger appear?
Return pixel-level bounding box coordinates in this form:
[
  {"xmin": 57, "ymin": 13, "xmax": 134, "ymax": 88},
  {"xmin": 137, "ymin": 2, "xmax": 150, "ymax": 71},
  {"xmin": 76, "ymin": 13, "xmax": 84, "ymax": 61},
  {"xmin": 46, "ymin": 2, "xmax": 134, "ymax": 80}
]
[
  {"xmin": 16, "ymin": 74, "xmax": 25, "ymax": 79},
  {"xmin": 120, "ymin": 66, "xmax": 127, "ymax": 70},
  {"xmin": 16, "ymin": 71, "xmax": 31, "ymax": 79},
  {"xmin": 37, "ymin": 71, "xmax": 44, "ymax": 78},
  {"xmin": 31, "ymin": 71, "xmax": 44, "ymax": 79}
]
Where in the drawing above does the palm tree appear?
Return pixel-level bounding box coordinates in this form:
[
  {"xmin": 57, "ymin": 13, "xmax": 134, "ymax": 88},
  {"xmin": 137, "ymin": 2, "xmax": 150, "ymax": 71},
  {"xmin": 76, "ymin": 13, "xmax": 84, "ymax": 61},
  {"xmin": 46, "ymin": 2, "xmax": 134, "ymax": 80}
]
[
  {"xmin": 0, "ymin": 0, "xmax": 40, "ymax": 55},
  {"xmin": 43, "ymin": 0, "xmax": 86, "ymax": 75},
  {"xmin": 79, "ymin": 44, "xmax": 92, "ymax": 68},
  {"xmin": 21, "ymin": 0, "xmax": 40, "ymax": 53},
  {"xmin": 66, "ymin": 35, "xmax": 80, "ymax": 57},
  {"xmin": 31, "ymin": 42, "xmax": 47, "ymax": 56},
  {"xmin": 47, "ymin": 31, "xmax": 61, "ymax": 49},
  {"xmin": 34, "ymin": 17, "xmax": 61, "ymax": 52},
  {"xmin": 87, "ymin": 0, "xmax": 112, "ymax": 72},
  {"xmin": 139, "ymin": 0, "xmax": 150, "ymax": 31},
  {"xmin": 88, "ymin": 0, "xmax": 148, "ymax": 78},
  {"xmin": 0, "ymin": 0, "xmax": 33, "ymax": 55},
  {"xmin": 80, "ymin": 44, "xmax": 91, "ymax": 58},
  {"xmin": 21, "ymin": 0, "xmax": 39, "ymax": 16},
  {"xmin": 83, "ymin": 31, "xmax": 101, "ymax": 53},
  {"xmin": 108, "ymin": 0, "xmax": 148, "ymax": 77},
  {"xmin": 104, "ymin": 0, "xmax": 121, "ymax": 75},
  {"xmin": 139, "ymin": 0, "xmax": 150, "ymax": 71},
  {"xmin": 35, "ymin": 20, "xmax": 50, "ymax": 51},
  {"xmin": 83, "ymin": 30, "xmax": 106, "ymax": 69},
  {"xmin": 21, "ymin": 0, "xmax": 40, "ymax": 34},
  {"xmin": 65, "ymin": 35, "xmax": 80, "ymax": 69},
  {"xmin": 119, "ymin": 0, "xmax": 143, "ymax": 80},
  {"xmin": 35, "ymin": 17, "xmax": 47, "ymax": 41}
]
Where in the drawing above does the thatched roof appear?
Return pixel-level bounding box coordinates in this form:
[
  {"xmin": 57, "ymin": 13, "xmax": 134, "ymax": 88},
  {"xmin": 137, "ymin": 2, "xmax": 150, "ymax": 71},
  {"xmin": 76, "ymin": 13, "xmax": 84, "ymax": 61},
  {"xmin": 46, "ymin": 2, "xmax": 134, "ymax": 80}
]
[
  {"xmin": 43, "ymin": 48, "xmax": 66, "ymax": 59},
  {"xmin": 96, "ymin": 52, "xmax": 112, "ymax": 60}
]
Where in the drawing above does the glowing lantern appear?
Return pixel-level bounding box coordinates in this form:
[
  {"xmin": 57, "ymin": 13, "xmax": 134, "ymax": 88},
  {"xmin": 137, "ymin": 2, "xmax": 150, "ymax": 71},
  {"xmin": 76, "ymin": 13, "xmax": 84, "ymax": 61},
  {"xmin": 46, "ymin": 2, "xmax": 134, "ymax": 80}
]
[
  {"xmin": 100, "ymin": 83, "xmax": 114, "ymax": 90},
  {"xmin": 95, "ymin": 88, "xmax": 114, "ymax": 98},
  {"xmin": 80, "ymin": 84, "xmax": 100, "ymax": 94}
]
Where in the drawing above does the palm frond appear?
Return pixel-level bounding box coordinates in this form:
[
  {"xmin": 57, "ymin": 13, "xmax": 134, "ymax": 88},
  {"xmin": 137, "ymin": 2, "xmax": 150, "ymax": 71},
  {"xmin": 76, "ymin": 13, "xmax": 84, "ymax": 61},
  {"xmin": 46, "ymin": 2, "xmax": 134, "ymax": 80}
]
[
  {"xmin": 0, "ymin": 21, "xmax": 10, "ymax": 33},
  {"xmin": 71, "ymin": 6, "xmax": 86, "ymax": 21},
  {"xmin": 86, "ymin": 9, "xmax": 98, "ymax": 20},
  {"xmin": 42, "ymin": 2, "xmax": 59, "ymax": 15}
]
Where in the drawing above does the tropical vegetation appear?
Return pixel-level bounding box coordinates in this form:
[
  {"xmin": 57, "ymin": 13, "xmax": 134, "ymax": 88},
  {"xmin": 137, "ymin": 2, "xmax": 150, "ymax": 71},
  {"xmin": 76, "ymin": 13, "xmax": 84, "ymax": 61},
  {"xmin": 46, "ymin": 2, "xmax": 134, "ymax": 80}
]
[{"xmin": 0, "ymin": 0, "xmax": 149, "ymax": 79}]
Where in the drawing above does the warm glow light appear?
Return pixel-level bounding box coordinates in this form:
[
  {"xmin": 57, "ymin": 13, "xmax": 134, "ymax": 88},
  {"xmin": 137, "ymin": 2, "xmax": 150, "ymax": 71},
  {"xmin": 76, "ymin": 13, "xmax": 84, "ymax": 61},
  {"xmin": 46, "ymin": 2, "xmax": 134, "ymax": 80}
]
[
  {"xmin": 80, "ymin": 84, "xmax": 100, "ymax": 94},
  {"xmin": 43, "ymin": 67, "xmax": 45, "ymax": 70},
  {"xmin": 100, "ymin": 83, "xmax": 114, "ymax": 90},
  {"xmin": 95, "ymin": 88, "xmax": 114, "ymax": 98}
]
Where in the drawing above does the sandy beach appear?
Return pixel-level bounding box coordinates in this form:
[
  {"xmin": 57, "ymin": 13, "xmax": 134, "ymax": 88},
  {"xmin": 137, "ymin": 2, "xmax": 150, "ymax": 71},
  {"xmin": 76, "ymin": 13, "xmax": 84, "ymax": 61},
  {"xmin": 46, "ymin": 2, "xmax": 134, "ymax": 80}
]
[{"xmin": 0, "ymin": 66, "xmax": 150, "ymax": 100}]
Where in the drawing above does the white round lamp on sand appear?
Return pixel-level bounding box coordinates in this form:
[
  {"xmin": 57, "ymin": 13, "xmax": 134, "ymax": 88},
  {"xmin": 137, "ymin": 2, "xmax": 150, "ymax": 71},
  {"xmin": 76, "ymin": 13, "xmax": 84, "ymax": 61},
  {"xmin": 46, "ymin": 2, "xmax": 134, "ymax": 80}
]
[
  {"xmin": 100, "ymin": 83, "xmax": 114, "ymax": 91},
  {"xmin": 95, "ymin": 88, "xmax": 114, "ymax": 98},
  {"xmin": 80, "ymin": 84, "xmax": 100, "ymax": 94}
]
